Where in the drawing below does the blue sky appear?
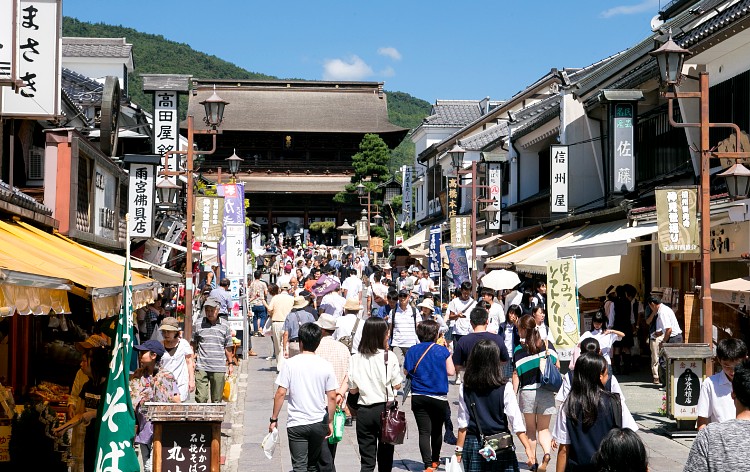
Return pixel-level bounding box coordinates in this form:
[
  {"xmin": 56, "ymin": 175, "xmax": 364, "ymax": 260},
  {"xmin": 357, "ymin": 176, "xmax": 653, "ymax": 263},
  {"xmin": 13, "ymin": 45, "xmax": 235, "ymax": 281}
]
[{"xmin": 63, "ymin": 0, "xmax": 667, "ymax": 103}]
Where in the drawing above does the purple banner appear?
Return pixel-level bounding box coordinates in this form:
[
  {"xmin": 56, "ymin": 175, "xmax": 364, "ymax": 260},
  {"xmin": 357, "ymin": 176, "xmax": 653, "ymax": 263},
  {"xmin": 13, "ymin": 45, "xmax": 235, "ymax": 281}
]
[
  {"xmin": 217, "ymin": 183, "xmax": 245, "ymax": 279},
  {"xmin": 446, "ymin": 246, "xmax": 469, "ymax": 286},
  {"xmin": 429, "ymin": 225, "xmax": 441, "ymax": 279}
]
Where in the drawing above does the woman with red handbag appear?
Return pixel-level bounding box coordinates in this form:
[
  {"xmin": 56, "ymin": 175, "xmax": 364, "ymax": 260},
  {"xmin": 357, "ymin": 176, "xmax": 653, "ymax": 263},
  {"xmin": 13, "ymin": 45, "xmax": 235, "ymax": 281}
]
[{"xmin": 349, "ymin": 318, "xmax": 403, "ymax": 472}]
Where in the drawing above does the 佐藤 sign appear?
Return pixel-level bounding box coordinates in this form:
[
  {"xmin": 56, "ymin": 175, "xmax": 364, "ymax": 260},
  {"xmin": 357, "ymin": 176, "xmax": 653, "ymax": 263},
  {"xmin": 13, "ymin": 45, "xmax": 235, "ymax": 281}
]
[
  {"xmin": 550, "ymin": 145, "xmax": 569, "ymax": 213},
  {"xmin": 656, "ymin": 187, "xmax": 699, "ymax": 254},
  {"xmin": 612, "ymin": 102, "xmax": 636, "ymax": 193},
  {"xmin": 547, "ymin": 258, "xmax": 579, "ymax": 361}
]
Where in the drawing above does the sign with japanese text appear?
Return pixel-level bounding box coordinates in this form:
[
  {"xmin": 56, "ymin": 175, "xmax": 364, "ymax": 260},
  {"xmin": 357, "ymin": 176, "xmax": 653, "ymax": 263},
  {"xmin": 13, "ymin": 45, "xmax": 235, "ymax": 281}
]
[
  {"xmin": 356, "ymin": 220, "xmax": 369, "ymax": 242},
  {"xmin": 224, "ymin": 224, "xmax": 245, "ymax": 278},
  {"xmin": 450, "ymin": 216, "xmax": 471, "ymax": 249},
  {"xmin": 0, "ymin": 425, "xmax": 9, "ymax": 461},
  {"xmin": 488, "ymin": 163, "xmax": 502, "ymax": 229},
  {"xmin": 160, "ymin": 422, "xmax": 212, "ymax": 472},
  {"xmin": 671, "ymin": 360, "xmax": 703, "ymax": 420},
  {"xmin": 154, "ymin": 91, "xmax": 179, "ymax": 183},
  {"xmin": 402, "ymin": 166, "xmax": 413, "ymax": 224},
  {"xmin": 446, "ymin": 177, "xmax": 459, "ymax": 218},
  {"xmin": 370, "ymin": 237, "xmax": 383, "ymax": 253},
  {"xmin": 429, "ymin": 225, "xmax": 441, "ymax": 278},
  {"xmin": 194, "ymin": 196, "xmax": 224, "ymax": 243},
  {"xmin": 550, "ymin": 145, "xmax": 569, "ymax": 213},
  {"xmin": 656, "ymin": 187, "xmax": 699, "ymax": 254},
  {"xmin": 128, "ymin": 164, "xmax": 155, "ymax": 238},
  {"xmin": 0, "ymin": 0, "xmax": 19, "ymax": 84},
  {"xmin": 1, "ymin": 0, "xmax": 61, "ymax": 118},
  {"xmin": 709, "ymin": 221, "xmax": 750, "ymax": 260},
  {"xmin": 446, "ymin": 245, "xmax": 469, "ymax": 286},
  {"xmin": 547, "ymin": 258, "xmax": 579, "ymax": 361},
  {"xmin": 612, "ymin": 103, "xmax": 636, "ymax": 193},
  {"xmin": 218, "ymin": 183, "xmax": 245, "ymax": 280},
  {"xmin": 94, "ymin": 164, "xmax": 118, "ymax": 240}
]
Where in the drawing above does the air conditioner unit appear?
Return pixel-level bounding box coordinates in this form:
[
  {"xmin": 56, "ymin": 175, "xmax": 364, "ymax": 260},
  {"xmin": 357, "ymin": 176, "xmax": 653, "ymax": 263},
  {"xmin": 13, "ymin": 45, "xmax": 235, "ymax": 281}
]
[{"xmin": 28, "ymin": 147, "xmax": 44, "ymax": 181}]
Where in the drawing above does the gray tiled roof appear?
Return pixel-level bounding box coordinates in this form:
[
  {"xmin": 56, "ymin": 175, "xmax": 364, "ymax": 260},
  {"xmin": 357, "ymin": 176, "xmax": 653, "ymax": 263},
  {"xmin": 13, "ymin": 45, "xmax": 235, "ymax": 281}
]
[
  {"xmin": 680, "ymin": 0, "xmax": 750, "ymax": 47},
  {"xmin": 62, "ymin": 68, "xmax": 103, "ymax": 105},
  {"xmin": 62, "ymin": 37, "xmax": 133, "ymax": 58},
  {"xmin": 513, "ymin": 95, "xmax": 561, "ymax": 124},
  {"xmin": 460, "ymin": 122, "xmax": 510, "ymax": 151},
  {"xmin": 423, "ymin": 100, "xmax": 484, "ymax": 127}
]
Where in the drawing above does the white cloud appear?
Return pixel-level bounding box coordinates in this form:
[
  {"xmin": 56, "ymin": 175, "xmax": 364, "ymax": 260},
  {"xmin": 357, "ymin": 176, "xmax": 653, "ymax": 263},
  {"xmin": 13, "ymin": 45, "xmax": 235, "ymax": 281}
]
[
  {"xmin": 377, "ymin": 47, "xmax": 402, "ymax": 61},
  {"xmin": 379, "ymin": 66, "xmax": 396, "ymax": 78},
  {"xmin": 600, "ymin": 0, "xmax": 659, "ymax": 18},
  {"xmin": 322, "ymin": 55, "xmax": 374, "ymax": 81}
]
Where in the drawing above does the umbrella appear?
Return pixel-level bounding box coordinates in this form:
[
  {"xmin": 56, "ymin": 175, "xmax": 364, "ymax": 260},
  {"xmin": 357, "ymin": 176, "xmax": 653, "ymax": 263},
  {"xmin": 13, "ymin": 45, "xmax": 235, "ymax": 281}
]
[
  {"xmin": 481, "ymin": 269, "xmax": 521, "ymax": 291},
  {"xmin": 342, "ymin": 245, "xmax": 356, "ymax": 254}
]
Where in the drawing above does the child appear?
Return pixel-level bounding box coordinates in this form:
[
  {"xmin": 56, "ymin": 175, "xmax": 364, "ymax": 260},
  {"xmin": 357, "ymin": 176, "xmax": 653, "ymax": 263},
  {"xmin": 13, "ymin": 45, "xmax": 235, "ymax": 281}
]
[{"xmin": 696, "ymin": 337, "xmax": 748, "ymax": 430}]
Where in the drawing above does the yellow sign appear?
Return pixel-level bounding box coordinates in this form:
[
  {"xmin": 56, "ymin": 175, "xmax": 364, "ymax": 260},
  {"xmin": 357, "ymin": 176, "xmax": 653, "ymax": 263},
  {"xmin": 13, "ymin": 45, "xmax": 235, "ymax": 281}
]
[
  {"xmin": 0, "ymin": 425, "xmax": 9, "ymax": 462},
  {"xmin": 547, "ymin": 258, "xmax": 579, "ymax": 359},
  {"xmin": 656, "ymin": 187, "xmax": 699, "ymax": 254},
  {"xmin": 370, "ymin": 237, "xmax": 383, "ymax": 253}
]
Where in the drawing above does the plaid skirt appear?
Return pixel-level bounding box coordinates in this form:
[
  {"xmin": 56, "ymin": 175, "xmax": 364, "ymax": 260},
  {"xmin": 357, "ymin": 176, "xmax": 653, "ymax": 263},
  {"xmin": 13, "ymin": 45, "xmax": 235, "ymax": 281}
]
[{"xmin": 463, "ymin": 435, "xmax": 519, "ymax": 472}]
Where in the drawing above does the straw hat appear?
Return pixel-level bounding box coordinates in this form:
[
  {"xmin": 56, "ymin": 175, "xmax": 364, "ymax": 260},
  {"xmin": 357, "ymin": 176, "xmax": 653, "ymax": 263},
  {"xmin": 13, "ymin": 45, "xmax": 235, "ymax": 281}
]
[
  {"xmin": 292, "ymin": 296, "xmax": 309, "ymax": 310},
  {"xmin": 343, "ymin": 298, "xmax": 362, "ymax": 312},
  {"xmin": 159, "ymin": 316, "xmax": 181, "ymax": 332},
  {"xmin": 315, "ymin": 313, "xmax": 337, "ymax": 331},
  {"xmin": 416, "ymin": 298, "xmax": 435, "ymax": 313}
]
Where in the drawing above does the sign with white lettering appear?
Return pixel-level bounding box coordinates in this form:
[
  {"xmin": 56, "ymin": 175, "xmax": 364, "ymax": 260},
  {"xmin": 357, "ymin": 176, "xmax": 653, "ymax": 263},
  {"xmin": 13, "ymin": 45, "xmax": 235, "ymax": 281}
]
[
  {"xmin": 656, "ymin": 187, "xmax": 699, "ymax": 254},
  {"xmin": 488, "ymin": 163, "xmax": 502, "ymax": 229},
  {"xmin": 160, "ymin": 422, "xmax": 212, "ymax": 472},
  {"xmin": 128, "ymin": 164, "xmax": 155, "ymax": 238},
  {"xmin": 194, "ymin": 196, "xmax": 224, "ymax": 242},
  {"xmin": 1, "ymin": 0, "xmax": 61, "ymax": 118},
  {"xmin": 550, "ymin": 145, "xmax": 569, "ymax": 213},
  {"xmin": 612, "ymin": 103, "xmax": 636, "ymax": 193},
  {"xmin": 450, "ymin": 216, "xmax": 470, "ymax": 249},
  {"xmin": 429, "ymin": 225, "xmax": 441, "ymax": 278},
  {"xmin": 402, "ymin": 166, "xmax": 413, "ymax": 224},
  {"xmin": 154, "ymin": 91, "xmax": 179, "ymax": 183},
  {"xmin": 0, "ymin": 0, "xmax": 19, "ymax": 84}
]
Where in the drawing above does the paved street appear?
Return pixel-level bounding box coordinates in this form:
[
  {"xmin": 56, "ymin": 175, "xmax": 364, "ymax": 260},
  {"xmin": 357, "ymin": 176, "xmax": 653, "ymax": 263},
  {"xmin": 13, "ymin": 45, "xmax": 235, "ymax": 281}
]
[{"xmin": 223, "ymin": 336, "xmax": 691, "ymax": 471}]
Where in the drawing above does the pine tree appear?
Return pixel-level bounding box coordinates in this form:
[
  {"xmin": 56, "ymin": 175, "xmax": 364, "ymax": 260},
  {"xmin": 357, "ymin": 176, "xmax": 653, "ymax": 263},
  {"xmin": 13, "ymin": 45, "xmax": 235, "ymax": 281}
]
[{"xmin": 333, "ymin": 133, "xmax": 390, "ymax": 204}]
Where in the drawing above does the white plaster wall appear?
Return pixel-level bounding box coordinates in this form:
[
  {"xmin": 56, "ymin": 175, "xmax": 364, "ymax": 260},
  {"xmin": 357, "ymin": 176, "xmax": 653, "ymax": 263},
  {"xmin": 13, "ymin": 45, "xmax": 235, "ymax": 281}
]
[
  {"xmin": 62, "ymin": 58, "xmax": 127, "ymax": 89},
  {"xmin": 561, "ymin": 93, "xmax": 605, "ymax": 209},
  {"xmin": 43, "ymin": 142, "xmax": 58, "ymax": 217}
]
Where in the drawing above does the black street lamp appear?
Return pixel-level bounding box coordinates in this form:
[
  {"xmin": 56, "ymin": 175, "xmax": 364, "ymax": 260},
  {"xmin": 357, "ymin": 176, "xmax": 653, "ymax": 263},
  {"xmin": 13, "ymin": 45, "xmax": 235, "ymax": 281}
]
[{"xmin": 226, "ymin": 149, "xmax": 243, "ymax": 182}]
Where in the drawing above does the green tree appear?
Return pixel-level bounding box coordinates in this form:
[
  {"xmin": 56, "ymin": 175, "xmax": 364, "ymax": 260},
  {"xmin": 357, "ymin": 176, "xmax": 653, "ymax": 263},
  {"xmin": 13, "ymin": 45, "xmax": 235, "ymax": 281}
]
[{"xmin": 334, "ymin": 134, "xmax": 391, "ymax": 204}]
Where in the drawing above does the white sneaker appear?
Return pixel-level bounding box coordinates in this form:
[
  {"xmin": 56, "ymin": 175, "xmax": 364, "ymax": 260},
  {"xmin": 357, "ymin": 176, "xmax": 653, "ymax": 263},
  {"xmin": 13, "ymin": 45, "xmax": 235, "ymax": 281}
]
[
  {"xmin": 265, "ymin": 356, "xmax": 275, "ymax": 361},
  {"xmin": 455, "ymin": 377, "xmax": 462, "ymax": 385}
]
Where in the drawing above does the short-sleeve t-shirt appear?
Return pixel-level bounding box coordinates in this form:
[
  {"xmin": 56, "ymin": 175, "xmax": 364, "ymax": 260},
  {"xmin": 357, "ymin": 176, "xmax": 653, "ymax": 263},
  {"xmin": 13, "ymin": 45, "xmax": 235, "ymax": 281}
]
[
  {"xmin": 193, "ymin": 317, "xmax": 232, "ymax": 373},
  {"xmin": 684, "ymin": 419, "xmax": 750, "ymax": 472},
  {"xmin": 579, "ymin": 329, "xmax": 621, "ymax": 365},
  {"xmin": 275, "ymin": 353, "xmax": 337, "ymax": 428},
  {"xmin": 696, "ymin": 371, "xmax": 735, "ymax": 424},
  {"xmin": 452, "ymin": 331, "xmax": 509, "ymax": 367},
  {"xmin": 448, "ymin": 297, "xmax": 477, "ymax": 336},
  {"xmin": 159, "ymin": 338, "xmax": 194, "ymax": 401},
  {"xmin": 513, "ymin": 341, "xmax": 558, "ymax": 390}
]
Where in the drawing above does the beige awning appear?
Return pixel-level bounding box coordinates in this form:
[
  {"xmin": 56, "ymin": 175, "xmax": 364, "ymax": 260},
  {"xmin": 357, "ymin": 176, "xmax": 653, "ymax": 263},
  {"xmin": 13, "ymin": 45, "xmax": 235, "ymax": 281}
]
[{"xmin": 711, "ymin": 277, "xmax": 750, "ymax": 305}]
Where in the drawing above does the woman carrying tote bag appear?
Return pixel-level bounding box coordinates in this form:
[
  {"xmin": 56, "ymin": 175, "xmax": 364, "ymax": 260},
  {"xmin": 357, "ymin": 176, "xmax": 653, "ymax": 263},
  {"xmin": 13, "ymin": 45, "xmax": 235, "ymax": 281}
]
[
  {"xmin": 349, "ymin": 317, "xmax": 403, "ymax": 472},
  {"xmin": 456, "ymin": 340, "xmax": 534, "ymax": 471},
  {"xmin": 512, "ymin": 315, "xmax": 559, "ymax": 472}
]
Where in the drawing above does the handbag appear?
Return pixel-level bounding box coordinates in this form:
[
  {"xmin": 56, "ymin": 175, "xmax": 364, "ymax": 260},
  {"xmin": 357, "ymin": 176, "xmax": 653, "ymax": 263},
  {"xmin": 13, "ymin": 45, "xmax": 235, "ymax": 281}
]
[
  {"xmin": 380, "ymin": 350, "xmax": 407, "ymax": 445},
  {"xmin": 539, "ymin": 342, "xmax": 562, "ymax": 392},
  {"xmin": 467, "ymin": 391, "xmax": 514, "ymax": 452}
]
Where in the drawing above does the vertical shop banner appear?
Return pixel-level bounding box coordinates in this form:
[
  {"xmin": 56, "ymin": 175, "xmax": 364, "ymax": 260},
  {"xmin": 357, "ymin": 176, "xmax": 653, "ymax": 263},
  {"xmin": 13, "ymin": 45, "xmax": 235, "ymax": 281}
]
[
  {"xmin": 1, "ymin": 0, "xmax": 61, "ymax": 118},
  {"xmin": 402, "ymin": 166, "xmax": 413, "ymax": 224},
  {"xmin": 225, "ymin": 224, "xmax": 245, "ymax": 278},
  {"xmin": 0, "ymin": 0, "xmax": 19, "ymax": 84},
  {"xmin": 446, "ymin": 177, "xmax": 459, "ymax": 218},
  {"xmin": 154, "ymin": 91, "xmax": 179, "ymax": 183},
  {"xmin": 127, "ymin": 164, "xmax": 155, "ymax": 238},
  {"xmin": 672, "ymin": 360, "xmax": 702, "ymax": 420},
  {"xmin": 547, "ymin": 258, "xmax": 580, "ymax": 361},
  {"xmin": 488, "ymin": 164, "xmax": 502, "ymax": 229},
  {"xmin": 429, "ymin": 225, "xmax": 441, "ymax": 278},
  {"xmin": 446, "ymin": 246, "xmax": 469, "ymax": 286},
  {"xmin": 194, "ymin": 196, "xmax": 224, "ymax": 242},
  {"xmin": 612, "ymin": 102, "xmax": 636, "ymax": 193},
  {"xmin": 550, "ymin": 145, "xmax": 569, "ymax": 213},
  {"xmin": 94, "ymin": 261, "xmax": 139, "ymax": 471},
  {"xmin": 656, "ymin": 187, "xmax": 699, "ymax": 254},
  {"xmin": 218, "ymin": 183, "xmax": 245, "ymax": 278},
  {"xmin": 450, "ymin": 216, "xmax": 471, "ymax": 248}
]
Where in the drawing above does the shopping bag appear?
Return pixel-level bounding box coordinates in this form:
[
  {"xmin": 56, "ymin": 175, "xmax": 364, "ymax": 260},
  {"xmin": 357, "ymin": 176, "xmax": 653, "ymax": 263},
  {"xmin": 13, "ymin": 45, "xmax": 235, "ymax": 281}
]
[
  {"xmin": 261, "ymin": 428, "xmax": 280, "ymax": 459},
  {"xmin": 262, "ymin": 317, "xmax": 273, "ymax": 336},
  {"xmin": 222, "ymin": 374, "xmax": 238, "ymax": 402},
  {"xmin": 328, "ymin": 406, "xmax": 346, "ymax": 444},
  {"xmin": 222, "ymin": 378, "xmax": 232, "ymax": 401},
  {"xmin": 445, "ymin": 454, "xmax": 464, "ymax": 472}
]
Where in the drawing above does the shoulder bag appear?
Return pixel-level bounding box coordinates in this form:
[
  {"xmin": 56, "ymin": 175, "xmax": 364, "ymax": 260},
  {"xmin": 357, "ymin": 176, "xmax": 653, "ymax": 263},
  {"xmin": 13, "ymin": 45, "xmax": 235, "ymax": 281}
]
[
  {"xmin": 380, "ymin": 350, "xmax": 407, "ymax": 445},
  {"xmin": 468, "ymin": 390, "xmax": 513, "ymax": 452},
  {"xmin": 539, "ymin": 342, "xmax": 562, "ymax": 392},
  {"xmin": 402, "ymin": 343, "xmax": 436, "ymax": 400},
  {"xmin": 338, "ymin": 316, "xmax": 360, "ymax": 351}
]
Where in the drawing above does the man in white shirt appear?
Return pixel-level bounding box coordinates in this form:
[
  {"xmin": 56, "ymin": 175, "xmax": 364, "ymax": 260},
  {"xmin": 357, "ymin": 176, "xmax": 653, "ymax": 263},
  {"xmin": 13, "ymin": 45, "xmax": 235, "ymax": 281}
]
[
  {"xmin": 447, "ymin": 282, "xmax": 477, "ymax": 341},
  {"xmin": 319, "ymin": 285, "xmax": 346, "ymax": 318},
  {"xmin": 480, "ymin": 287, "xmax": 505, "ymax": 334},
  {"xmin": 646, "ymin": 295, "xmax": 683, "ymax": 386},
  {"xmin": 334, "ymin": 299, "xmax": 366, "ymax": 354},
  {"xmin": 697, "ymin": 338, "xmax": 748, "ymax": 430},
  {"xmin": 417, "ymin": 269, "xmax": 435, "ymax": 298},
  {"xmin": 389, "ymin": 289, "xmax": 419, "ymax": 366},
  {"xmin": 341, "ymin": 268, "xmax": 363, "ymax": 302},
  {"xmin": 269, "ymin": 323, "xmax": 337, "ymax": 471}
]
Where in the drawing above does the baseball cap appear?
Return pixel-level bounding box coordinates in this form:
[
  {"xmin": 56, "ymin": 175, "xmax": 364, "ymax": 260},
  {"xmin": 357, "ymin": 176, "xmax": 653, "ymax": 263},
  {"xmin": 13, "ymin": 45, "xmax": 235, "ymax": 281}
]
[
  {"xmin": 134, "ymin": 339, "xmax": 166, "ymax": 357},
  {"xmin": 203, "ymin": 296, "xmax": 221, "ymax": 308},
  {"xmin": 75, "ymin": 334, "xmax": 109, "ymax": 352}
]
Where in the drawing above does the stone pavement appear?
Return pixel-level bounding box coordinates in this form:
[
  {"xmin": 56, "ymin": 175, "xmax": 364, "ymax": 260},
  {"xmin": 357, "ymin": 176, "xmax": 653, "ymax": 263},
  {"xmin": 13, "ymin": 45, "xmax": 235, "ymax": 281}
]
[{"xmin": 221, "ymin": 338, "xmax": 692, "ymax": 471}]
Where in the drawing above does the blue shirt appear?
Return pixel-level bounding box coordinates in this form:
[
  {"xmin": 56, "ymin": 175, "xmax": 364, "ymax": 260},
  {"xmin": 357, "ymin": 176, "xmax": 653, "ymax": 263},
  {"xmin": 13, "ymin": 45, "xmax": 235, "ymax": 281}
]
[{"xmin": 403, "ymin": 342, "xmax": 450, "ymax": 397}]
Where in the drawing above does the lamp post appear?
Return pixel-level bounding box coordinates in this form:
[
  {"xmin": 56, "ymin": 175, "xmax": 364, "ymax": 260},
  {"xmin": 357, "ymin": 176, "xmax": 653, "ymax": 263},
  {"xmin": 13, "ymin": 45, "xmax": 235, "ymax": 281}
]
[
  {"xmin": 651, "ymin": 33, "xmax": 750, "ymax": 357},
  {"xmin": 356, "ymin": 182, "xmax": 372, "ymax": 249},
  {"xmin": 161, "ymin": 89, "xmax": 229, "ymax": 340},
  {"xmin": 226, "ymin": 149, "xmax": 243, "ymax": 183},
  {"xmin": 449, "ymin": 142, "xmax": 497, "ymax": 297}
]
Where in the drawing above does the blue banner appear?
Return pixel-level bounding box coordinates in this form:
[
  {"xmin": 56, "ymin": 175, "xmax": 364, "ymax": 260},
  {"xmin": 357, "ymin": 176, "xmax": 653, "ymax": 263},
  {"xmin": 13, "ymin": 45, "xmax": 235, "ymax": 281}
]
[
  {"xmin": 429, "ymin": 225, "xmax": 441, "ymax": 279},
  {"xmin": 446, "ymin": 245, "xmax": 469, "ymax": 286}
]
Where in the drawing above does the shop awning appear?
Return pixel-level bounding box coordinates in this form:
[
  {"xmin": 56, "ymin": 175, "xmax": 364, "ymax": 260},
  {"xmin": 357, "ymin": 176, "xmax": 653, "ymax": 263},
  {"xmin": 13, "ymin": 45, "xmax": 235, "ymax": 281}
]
[
  {"xmin": 557, "ymin": 224, "xmax": 657, "ymax": 258},
  {"xmin": 484, "ymin": 229, "xmax": 569, "ymax": 270},
  {"xmin": 88, "ymin": 247, "xmax": 183, "ymax": 285},
  {"xmin": 0, "ymin": 220, "xmax": 158, "ymax": 319},
  {"xmin": 711, "ymin": 277, "xmax": 750, "ymax": 305},
  {"xmin": 399, "ymin": 228, "xmax": 429, "ymax": 249}
]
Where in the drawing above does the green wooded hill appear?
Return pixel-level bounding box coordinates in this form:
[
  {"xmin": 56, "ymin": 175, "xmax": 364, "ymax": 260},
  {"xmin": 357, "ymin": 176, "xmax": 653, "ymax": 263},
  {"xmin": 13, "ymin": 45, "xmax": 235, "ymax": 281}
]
[{"xmin": 62, "ymin": 17, "xmax": 430, "ymax": 172}]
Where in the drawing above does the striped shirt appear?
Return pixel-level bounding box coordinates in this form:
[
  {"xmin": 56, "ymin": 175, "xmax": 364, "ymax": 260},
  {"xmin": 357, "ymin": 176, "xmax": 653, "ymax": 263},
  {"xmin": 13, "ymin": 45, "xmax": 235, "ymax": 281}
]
[
  {"xmin": 513, "ymin": 341, "xmax": 558, "ymax": 390},
  {"xmin": 193, "ymin": 317, "xmax": 232, "ymax": 373}
]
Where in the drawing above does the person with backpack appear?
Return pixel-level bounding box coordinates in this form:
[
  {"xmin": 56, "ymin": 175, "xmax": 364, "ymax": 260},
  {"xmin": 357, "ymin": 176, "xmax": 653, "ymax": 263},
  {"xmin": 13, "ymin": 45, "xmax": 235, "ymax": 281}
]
[
  {"xmin": 554, "ymin": 352, "xmax": 638, "ymax": 472},
  {"xmin": 389, "ymin": 288, "xmax": 420, "ymax": 367}
]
